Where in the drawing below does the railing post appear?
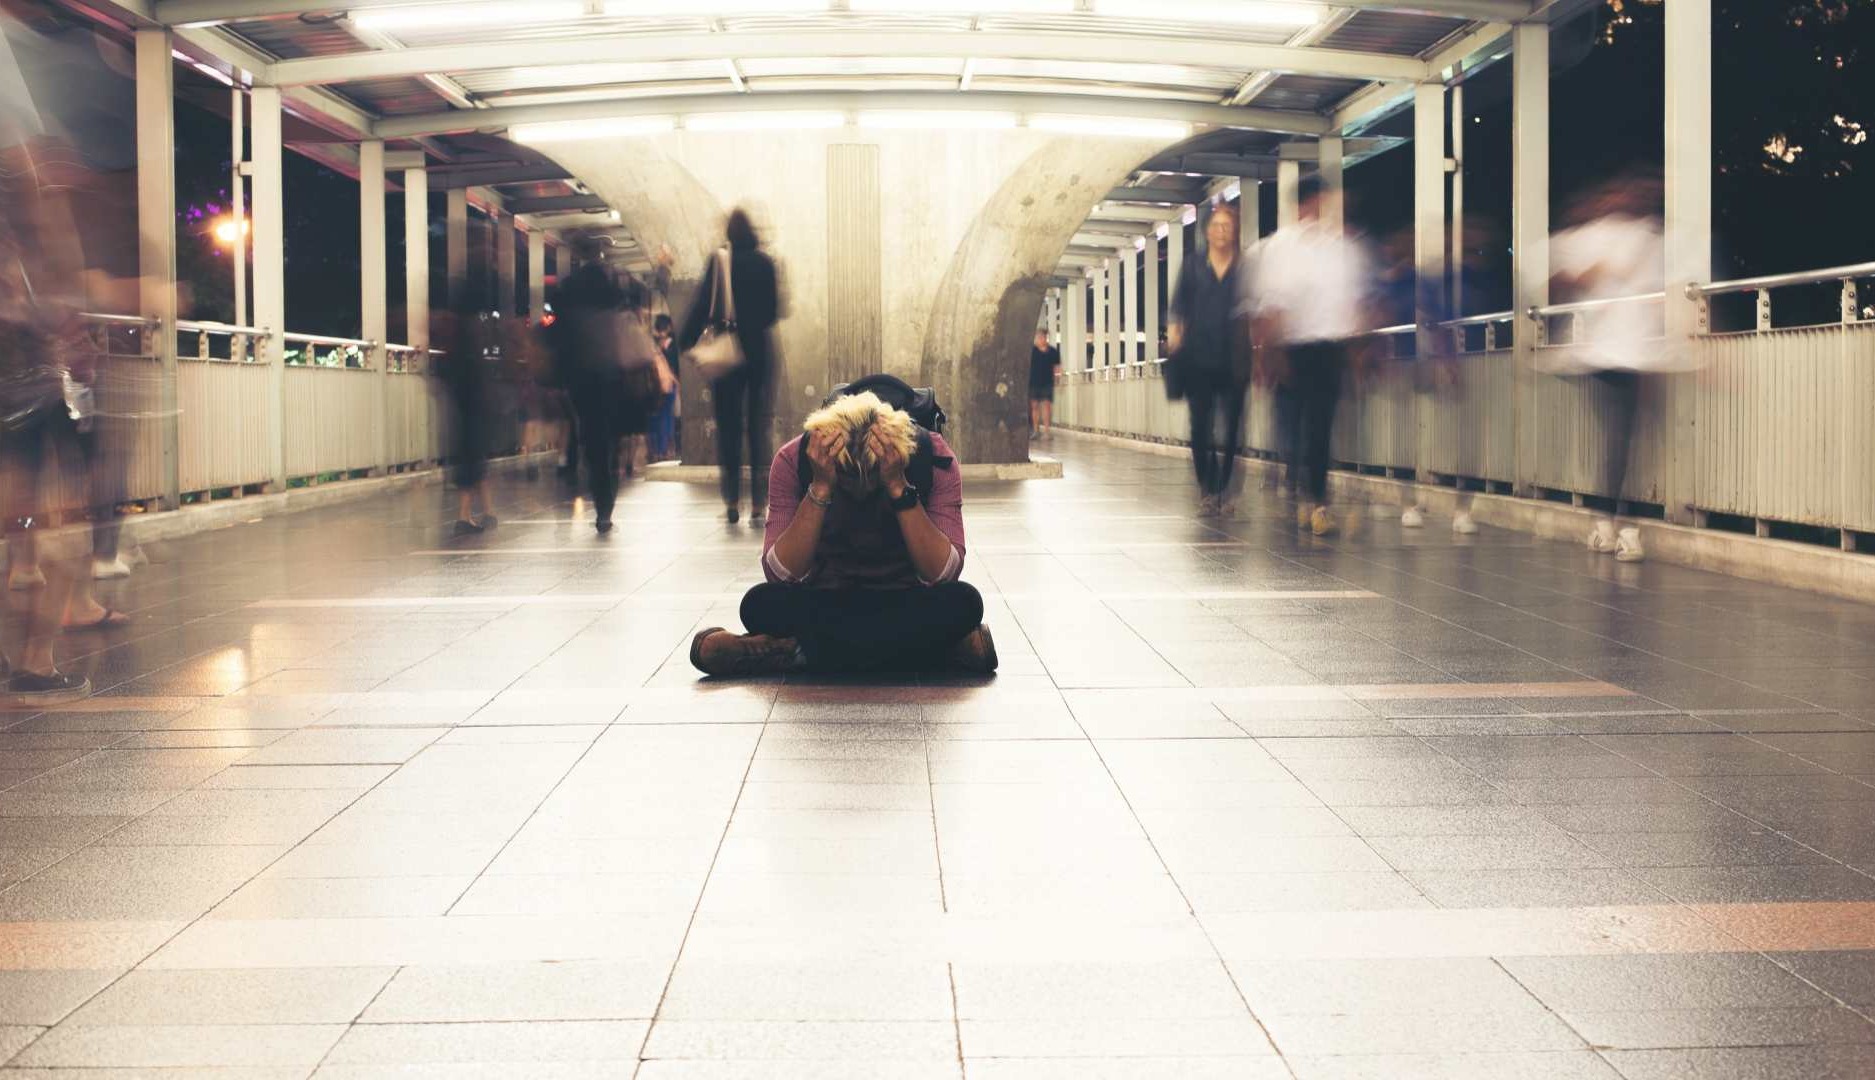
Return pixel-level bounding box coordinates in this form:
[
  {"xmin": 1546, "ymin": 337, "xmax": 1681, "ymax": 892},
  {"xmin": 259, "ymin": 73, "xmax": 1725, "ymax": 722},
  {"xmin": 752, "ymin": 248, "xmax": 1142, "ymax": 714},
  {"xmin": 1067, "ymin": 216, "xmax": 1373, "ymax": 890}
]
[
  {"xmin": 1664, "ymin": 0, "xmax": 1712, "ymax": 525},
  {"xmin": 1755, "ymin": 288, "xmax": 1771, "ymax": 332},
  {"xmin": 135, "ymin": 29, "xmax": 181, "ymax": 512},
  {"xmin": 360, "ymin": 140, "xmax": 388, "ymax": 474},
  {"xmin": 251, "ymin": 85, "xmax": 287, "ymax": 492},
  {"xmin": 1841, "ymin": 279, "xmax": 1858, "ymax": 325},
  {"xmin": 1412, "ymin": 81, "xmax": 1446, "ymax": 513}
]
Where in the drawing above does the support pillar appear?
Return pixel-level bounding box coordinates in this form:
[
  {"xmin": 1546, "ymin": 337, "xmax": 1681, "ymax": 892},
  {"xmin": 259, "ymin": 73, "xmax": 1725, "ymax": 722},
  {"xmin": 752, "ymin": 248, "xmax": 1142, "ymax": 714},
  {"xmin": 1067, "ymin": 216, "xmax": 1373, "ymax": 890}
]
[
  {"xmin": 250, "ymin": 85, "xmax": 286, "ymax": 491},
  {"xmin": 527, "ymin": 229, "xmax": 546, "ymax": 318},
  {"xmin": 230, "ymin": 86, "xmax": 246, "ymax": 333},
  {"xmin": 495, "ymin": 209, "xmax": 516, "ymax": 317},
  {"xmin": 1509, "ymin": 23, "xmax": 1549, "ymax": 498},
  {"xmin": 1412, "ymin": 83, "xmax": 1448, "ymax": 514},
  {"xmin": 1450, "ymin": 82, "xmax": 1465, "ymax": 318},
  {"xmin": 1144, "ymin": 235, "xmax": 1161, "ymax": 363},
  {"xmin": 403, "ymin": 166, "xmax": 430, "ymax": 354},
  {"xmin": 1319, "ymin": 135, "xmax": 1345, "ymax": 236},
  {"xmin": 1277, "ymin": 160, "xmax": 1300, "ymax": 228},
  {"xmin": 1238, "ymin": 179, "xmax": 1260, "ymax": 249},
  {"xmin": 1664, "ymin": 0, "xmax": 1710, "ymax": 525},
  {"xmin": 1121, "ymin": 247, "xmax": 1138, "ymax": 364},
  {"xmin": 1107, "ymin": 256, "xmax": 1124, "ymax": 367},
  {"xmin": 446, "ymin": 188, "xmax": 468, "ymax": 307},
  {"xmin": 135, "ymin": 30, "xmax": 181, "ymax": 511},
  {"xmin": 1167, "ymin": 212, "xmax": 1186, "ymax": 307},
  {"xmin": 360, "ymin": 140, "xmax": 388, "ymax": 470}
]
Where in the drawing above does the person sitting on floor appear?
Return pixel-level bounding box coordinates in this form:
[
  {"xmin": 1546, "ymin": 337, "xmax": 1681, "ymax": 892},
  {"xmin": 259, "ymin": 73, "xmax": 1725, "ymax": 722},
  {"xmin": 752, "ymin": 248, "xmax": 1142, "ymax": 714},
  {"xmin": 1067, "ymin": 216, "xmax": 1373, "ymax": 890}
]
[{"xmin": 690, "ymin": 389, "xmax": 997, "ymax": 677}]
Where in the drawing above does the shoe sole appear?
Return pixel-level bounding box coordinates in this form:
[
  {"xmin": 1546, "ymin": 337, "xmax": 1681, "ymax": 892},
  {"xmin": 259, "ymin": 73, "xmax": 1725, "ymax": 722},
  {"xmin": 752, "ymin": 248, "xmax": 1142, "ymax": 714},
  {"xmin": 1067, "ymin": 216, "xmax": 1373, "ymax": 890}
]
[
  {"xmin": 978, "ymin": 625, "xmax": 999, "ymax": 673},
  {"xmin": 4, "ymin": 680, "xmax": 91, "ymax": 707}
]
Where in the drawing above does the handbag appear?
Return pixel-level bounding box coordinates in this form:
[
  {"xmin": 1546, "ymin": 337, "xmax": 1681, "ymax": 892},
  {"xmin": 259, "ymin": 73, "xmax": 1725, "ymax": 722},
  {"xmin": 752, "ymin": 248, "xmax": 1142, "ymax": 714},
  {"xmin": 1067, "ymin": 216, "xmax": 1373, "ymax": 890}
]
[
  {"xmin": 682, "ymin": 247, "xmax": 744, "ymax": 382},
  {"xmin": 1161, "ymin": 349, "xmax": 1187, "ymax": 402}
]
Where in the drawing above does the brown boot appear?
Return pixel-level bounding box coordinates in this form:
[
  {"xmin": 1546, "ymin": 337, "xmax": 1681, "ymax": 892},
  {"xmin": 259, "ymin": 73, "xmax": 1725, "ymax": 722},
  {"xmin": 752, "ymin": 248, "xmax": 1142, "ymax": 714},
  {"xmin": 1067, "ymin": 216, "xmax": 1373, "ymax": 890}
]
[
  {"xmin": 690, "ymin": 627, "xmax": 802, "ymax": 677},
  {"xmin": 949, "ymin": 624, "xmax": 999, "ymax": 675}
]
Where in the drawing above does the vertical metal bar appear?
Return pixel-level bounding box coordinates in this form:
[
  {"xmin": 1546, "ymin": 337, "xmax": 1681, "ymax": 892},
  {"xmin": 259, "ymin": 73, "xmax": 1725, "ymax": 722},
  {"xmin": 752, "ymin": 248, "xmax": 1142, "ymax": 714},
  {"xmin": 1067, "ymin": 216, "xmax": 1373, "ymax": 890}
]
[
  {"xmin": 1755, "ymin": 288, "xmax": 1771, "ymax": 332},
  {"xmin": 1238, "ymin": 178, "xmax": 1260, "ymax": 247},
  {"xmin": 1664, "ymin": 0, "xmax": 1711, "ymax": 525},
  {"xmin": 1450, "ymin": 82, "xmax": 1464, "ymax": 319},
  {"xmin": 137, "ymin": 30, "xmax": 182, "ymax": 511},
  {"xmin": 1276, "ymin": 160, "xmax": 1300, "ymax": 228},
  {"xmin": 527, "ymin": 229, "xmax": 546, "ymax": 318},
  {"xmin": 1107, "ymin": 256, "xmax": 1123, "ymax": 368},
  {"xmin": 1510, "ymin": 22, "xmax": 1549, "ymax": 500},
  {"xmin": 230, "ymin": 86, "xmax": 246, "ymax": 332},
  {"xmin": 359, "ymin": 140, "xmax": 387, "ymax": 471},
  {"xmin": 404, "ymin": 167, "xmax": 430, "ymax": 354},
  {"xmin": 494, "ymin": 208, "xmax": 516, "ymax": 317},
  {"xmin": 1144, "ymin": 234, "xmax": 1161, "ymax": 364},
  {"xmin": 1121, "ymin": 246, "xmax": 1138, "ymax": 364},
  {"xmin": 1413, "ymin": 83, "xmax": 1446, "ymax": 514},
  {"xmin": 1843, "ymin": 279, "xmax": 1859, "ymax": 325},
  {"xmin": 1166, "ymin": 210, "xmax": 1186, "ymax": 306},
  {"xmin": 250, "ymin": 86, "xmax": 286, "ymax": 491}
]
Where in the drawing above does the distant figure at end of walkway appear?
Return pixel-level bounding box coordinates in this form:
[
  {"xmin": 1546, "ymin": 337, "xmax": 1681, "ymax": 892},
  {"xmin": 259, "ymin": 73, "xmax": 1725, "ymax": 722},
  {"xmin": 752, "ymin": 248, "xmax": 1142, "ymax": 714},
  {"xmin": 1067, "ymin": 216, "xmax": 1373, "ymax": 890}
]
[{"xmin": 690, "ymin": 380, "xmax": 997, "ymax": 677}]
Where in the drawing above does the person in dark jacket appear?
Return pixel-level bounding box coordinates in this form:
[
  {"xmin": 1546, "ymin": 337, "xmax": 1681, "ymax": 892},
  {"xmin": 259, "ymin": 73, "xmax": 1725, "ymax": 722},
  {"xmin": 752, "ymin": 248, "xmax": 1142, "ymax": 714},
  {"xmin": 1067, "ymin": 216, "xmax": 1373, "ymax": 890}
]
[
  {"xmin": 678, "ymin": 208, "xmax": 783, "ymax": 525},
  {"xmin": 438, "ymin": 299, "xmax": 496, "ymax": 535},
  {"xmin": 549, "ymin": 238, "xmax": 633, "ymax": 534},
  {"xmin": 1168, "ymin": 204, "xmax": 1252, "ymax": 516}
]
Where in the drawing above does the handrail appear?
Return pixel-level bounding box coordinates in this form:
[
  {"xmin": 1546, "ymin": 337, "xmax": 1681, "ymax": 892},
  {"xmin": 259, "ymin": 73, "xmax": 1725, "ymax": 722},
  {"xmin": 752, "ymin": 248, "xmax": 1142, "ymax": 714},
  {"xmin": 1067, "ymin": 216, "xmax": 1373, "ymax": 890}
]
[
  {"xmin": 1690, "ymin": 261, "xmax": 1875, "ymax": 298},
  {"xmin": 82, "ymin": 312, "xmax": 153, "ymax": 328},
  {"xmin": 1443, "ymin": 310, "xmax": 1514, "ymax": 327},
  {"xmin": 1528, "ymin": 292, "xmax": 1665, "ymax": 320},
  {"xmin": 283, "ymin": 330, "xmax": 376, "ymax": 348},
  {"xmin": 177, "ymin": 318, "xmax": 269, "ymax": 336}
]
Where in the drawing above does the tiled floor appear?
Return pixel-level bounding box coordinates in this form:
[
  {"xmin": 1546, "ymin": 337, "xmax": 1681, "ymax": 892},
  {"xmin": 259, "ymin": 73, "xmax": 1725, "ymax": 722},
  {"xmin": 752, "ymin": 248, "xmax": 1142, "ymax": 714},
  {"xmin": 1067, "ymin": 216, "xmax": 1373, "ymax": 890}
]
[{"xmin": 5, "ymin": 433, "xmax": 1875, "ymax": 1078}]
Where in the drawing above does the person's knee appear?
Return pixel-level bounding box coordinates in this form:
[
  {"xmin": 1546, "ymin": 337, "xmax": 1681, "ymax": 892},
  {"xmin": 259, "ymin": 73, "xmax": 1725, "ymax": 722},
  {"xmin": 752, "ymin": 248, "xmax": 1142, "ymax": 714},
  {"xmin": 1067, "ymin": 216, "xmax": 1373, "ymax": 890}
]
[
  {"xmin": 739, "ymin": 582, "xmax": 793, "ymax": 635},
  {"xmin": 941, "ymin": 581, "xmax": 985, "ymax": 628}
]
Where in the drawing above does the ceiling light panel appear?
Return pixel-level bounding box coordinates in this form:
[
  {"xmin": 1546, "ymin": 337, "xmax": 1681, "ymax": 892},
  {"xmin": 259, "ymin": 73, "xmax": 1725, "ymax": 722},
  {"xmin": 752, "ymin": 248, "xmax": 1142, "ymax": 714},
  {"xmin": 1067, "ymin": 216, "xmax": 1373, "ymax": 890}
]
[
  {"xmin": 1095, "ymin": 0, "xmax": 1319, "ymax": 26},
  {"xmin": 685, "ymin": 110, "xmax": 847, "ymax": 131},
  {"xmin": 1029, "ymin": 115, "xmax": 1193, "ymax": 139},
  {"xmin": 510, "ymin": 115, "xmax": 677, "ymax": 143},
  {"xmin": 351, "ymin": 1, "xmax": 588, "ymax": 31}
]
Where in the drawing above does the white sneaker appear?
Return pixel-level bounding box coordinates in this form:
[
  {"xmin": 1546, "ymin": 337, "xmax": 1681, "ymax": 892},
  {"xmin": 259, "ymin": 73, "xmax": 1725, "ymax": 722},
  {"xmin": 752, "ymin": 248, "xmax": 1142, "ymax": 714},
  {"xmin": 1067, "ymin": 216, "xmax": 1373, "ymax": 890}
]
[
  {"xmin": 1452, "ymin": 512, "xmax": 1478, "ymax": 535},
  {"xmin": 1311, "ymin": 506, "xmax": 1337, "ymax": 537},
  {"xmin": 1400, "ymin": 507, "xmax": 1425, "ymax": 529},
  {"xmin": 7, "ymin": 567, "xmax": 43, "ymax": 591},
  {"xmin": 1587, "ymin": 520, "xmax": 1618, "ymax": 554},
  {"xmin": 126, "ymin": 545, "xmax": 150, "ymax": 567},
  {"xmin": 1614, "ymin": 527, "xmax": 1645, "ymax": 563},
  {"xmin": 92, "ymin": 556, "xmax": 132, "ymax": 580}
]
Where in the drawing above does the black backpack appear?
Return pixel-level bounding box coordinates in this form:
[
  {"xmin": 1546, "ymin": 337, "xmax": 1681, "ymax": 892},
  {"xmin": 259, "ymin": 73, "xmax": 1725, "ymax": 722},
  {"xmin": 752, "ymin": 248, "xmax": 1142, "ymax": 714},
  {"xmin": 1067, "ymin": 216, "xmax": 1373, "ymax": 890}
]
[{"xmin": 824, "ymin": 374, "xmax": 946, "ymax": 435}]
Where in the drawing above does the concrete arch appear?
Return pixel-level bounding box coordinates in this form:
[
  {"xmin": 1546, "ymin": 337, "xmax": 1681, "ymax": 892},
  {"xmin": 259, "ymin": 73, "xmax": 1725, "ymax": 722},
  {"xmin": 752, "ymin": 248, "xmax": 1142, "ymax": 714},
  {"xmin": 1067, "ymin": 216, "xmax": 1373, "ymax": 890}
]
[{"xmin": 920, "ymin": 136, "xmax": 1169, "ymax": 464}]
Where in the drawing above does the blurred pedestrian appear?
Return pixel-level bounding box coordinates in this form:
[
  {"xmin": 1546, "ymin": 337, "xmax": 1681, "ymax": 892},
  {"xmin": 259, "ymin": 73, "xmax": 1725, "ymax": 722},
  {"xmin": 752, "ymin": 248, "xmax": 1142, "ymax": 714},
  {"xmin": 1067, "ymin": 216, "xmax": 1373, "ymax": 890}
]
[
  {"xmin": 438, "ymin": 300, "xmax": 496, "ymax": 535},
  {"xmin": 1549, "ymin": 173, "xmax": 1681, "ymax": 565},
  {"xmin": 679, "ymin": 208, "xmax": 782, "ymax": 526},
  {"xmin": 550, "ymin": 238, "xmax": 629, "ymax": 534},
  {"xmin": 1028, "ymin": 328, "xmax": 1059, "ymax": 440},
  {"xmin": 1249, "ymin": 192, "xmax": 1375, "ymax": 537},
  {"xmin": 650, "ymin": 313, "xmax": 679, "ymax": 461},
  {"xmin": 1167, "ymin": 204, "xmax": 1252, "ymax": 516}
]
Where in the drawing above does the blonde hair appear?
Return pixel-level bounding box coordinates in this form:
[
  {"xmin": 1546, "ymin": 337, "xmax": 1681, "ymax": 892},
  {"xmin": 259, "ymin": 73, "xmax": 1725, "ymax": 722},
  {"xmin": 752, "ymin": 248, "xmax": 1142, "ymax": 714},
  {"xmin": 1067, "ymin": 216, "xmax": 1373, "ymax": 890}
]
[{"xmin": 802, "ymin": 392, "xmax": 917, "ymax": 492}]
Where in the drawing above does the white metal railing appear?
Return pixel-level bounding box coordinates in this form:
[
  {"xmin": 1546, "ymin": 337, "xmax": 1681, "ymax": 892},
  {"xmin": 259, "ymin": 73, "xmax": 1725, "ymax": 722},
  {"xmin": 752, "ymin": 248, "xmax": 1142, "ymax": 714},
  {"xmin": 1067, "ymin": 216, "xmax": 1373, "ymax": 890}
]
[
  {"xmin": 283, "ymin": 330, "xmax": 374, "ymax": 369},
  {"xmin": 1689, "ymin": 260, "xmax": 1873, "ymax": 329},
  {"xmin": 176, "ymin": 319, "xmax": 267, "ymax": 363}
]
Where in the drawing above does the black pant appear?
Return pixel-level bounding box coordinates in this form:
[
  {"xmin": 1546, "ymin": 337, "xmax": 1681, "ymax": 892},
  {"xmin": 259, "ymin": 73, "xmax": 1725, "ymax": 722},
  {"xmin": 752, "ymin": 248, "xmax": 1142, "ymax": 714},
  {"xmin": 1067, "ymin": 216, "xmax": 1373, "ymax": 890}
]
[
  {"xmin": 713, "ymin": 366, "xmax": 770, "ymax": 511},
  {"xmin": 572, "ymin": 377, "xmax": 621, "ymax": 523},
  {"xmin": 1280, "ymin": 342, "xmax": 1347, "ymax": 503},
  {"xmin": 740, "ymin": 582, "xmax": 984, "ymax": 672},
  {"xmin": 1594, "ymin": 370, "xmax": 1642, "ymax": 506},
  {"xmin": 1185, "ymin": 374, "xmax": 1246, "ymax": 497}
]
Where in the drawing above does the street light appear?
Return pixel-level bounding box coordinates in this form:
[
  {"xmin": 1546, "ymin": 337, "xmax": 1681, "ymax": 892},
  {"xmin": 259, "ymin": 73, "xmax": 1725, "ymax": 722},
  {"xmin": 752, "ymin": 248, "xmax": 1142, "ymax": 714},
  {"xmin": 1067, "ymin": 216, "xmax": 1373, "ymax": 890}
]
[{"xmin": 213, "ymin": 217, "xmax": 250, "ymax": 247}]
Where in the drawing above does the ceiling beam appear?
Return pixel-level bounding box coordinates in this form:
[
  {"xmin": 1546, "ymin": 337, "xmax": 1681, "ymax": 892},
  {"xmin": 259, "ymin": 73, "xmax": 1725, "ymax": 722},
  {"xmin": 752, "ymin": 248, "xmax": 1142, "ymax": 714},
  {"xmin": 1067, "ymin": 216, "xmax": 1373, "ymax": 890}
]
[
  {"xmin": 157, "ymin": 0, "xmax": 1533, "ymax": 27},
  {"xmin": 374, "ymin": 90, "xmax": 1332, "ymax": 139},
  {"xmin": 430, "ymin": 164, "xmax": 576, "ymax": 188},
  {"xmin": 263, "ymin": 30, "xmax": 1429, "ymax": 87},
  {"xmin": 1134, "ymin": 154, "xmax": 1288, "ymax": 179},
  {"xmin": 1105, "ymin": 184, "xmax": 1203, "ymax": 205},
  {"xmin": 503, "ymin": 195, "xmax": 609, "ymax": 214}
]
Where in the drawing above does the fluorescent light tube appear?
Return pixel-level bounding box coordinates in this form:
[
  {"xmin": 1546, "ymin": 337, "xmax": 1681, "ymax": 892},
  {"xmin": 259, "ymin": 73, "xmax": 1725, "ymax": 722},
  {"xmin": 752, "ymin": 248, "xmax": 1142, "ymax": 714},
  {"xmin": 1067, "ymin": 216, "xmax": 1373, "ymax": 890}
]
[
  {"xmin": 510, "ymin": 116, "xmax": 676, "ymax": 143},
  {"xmin": 604, "ymin": 0, "xmax": 824, "ymax": 13},
  {"xmin": 1096, "ymin": 0, "xmax": 1319, "ymax": 26},
  {"xmin": 352, "ymin": 2, "xmax": 587, "ymax": 31},
  {"xmin": 1029, "ymin": 115, "xmax": 1192, "ymax": 139},
  {"xmin": 685, "ymin": 111, "xmax": 846, "ymax": 131},
  {"xmin": 858, "ymin": 110, "xmax": 1019, "ymax": 130},
  {"xmin": 848, "ymin": 0, "xmax": 1074, "ymax": 12}
]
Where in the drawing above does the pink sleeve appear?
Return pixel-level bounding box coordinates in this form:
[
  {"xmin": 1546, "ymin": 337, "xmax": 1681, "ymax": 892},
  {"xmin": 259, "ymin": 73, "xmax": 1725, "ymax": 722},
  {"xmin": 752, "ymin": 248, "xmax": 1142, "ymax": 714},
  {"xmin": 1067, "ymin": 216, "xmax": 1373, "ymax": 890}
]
[
  {"xmin": 761, "ymin": 440, "xmax": 807, "ymax": 583},
  {"xmin": 923, "ymin": 434, "xmax": 967, "ymax": 583}
]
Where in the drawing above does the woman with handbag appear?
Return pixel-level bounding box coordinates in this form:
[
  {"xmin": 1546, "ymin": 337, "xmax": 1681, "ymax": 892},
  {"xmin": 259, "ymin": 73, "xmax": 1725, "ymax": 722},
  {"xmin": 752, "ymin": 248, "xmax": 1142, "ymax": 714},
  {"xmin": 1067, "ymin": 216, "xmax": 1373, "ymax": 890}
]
[{"xmin": 678, "ymin": 209, "xmax": 782, "ymax": 525}]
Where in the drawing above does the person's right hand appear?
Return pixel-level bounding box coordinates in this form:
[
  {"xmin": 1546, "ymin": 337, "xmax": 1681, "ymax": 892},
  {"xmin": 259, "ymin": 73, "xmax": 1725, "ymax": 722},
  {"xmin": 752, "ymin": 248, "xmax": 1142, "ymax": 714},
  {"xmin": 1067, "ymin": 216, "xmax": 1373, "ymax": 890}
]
[{"xmin": 805, "ymin": 429, "xmax": 841, "ymax": 497}]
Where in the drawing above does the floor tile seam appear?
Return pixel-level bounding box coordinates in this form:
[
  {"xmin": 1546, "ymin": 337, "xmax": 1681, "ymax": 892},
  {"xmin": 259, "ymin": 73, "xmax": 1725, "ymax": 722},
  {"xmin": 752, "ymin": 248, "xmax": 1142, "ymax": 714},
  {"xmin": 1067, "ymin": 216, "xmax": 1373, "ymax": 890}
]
[
  {"xmin": 945, "ymin": 962, "xmax": 965, "ymax": 1079},
  {"xmin": 297, "ymin": 964, "xmax": 405, "ymax": 1077},
  {"xmin": 1066, "ymin": 706, "xmax": 1302, "ymax": 1078},
  {"xmin": 1485, "ymin": 956, "xmax": 1617, "ymax": 1058},
  {"xmin": 0, "ymin": 732, "xmax": 426, "ymax": 1069},
  {"xmin": 925, "ymin": 740, "xmax": 949, "ymax": 915},
  {"xmin": 456, "ymin": 601, "xmax": 634, "ymax": 728},
  {"xmin": 627, "ymin": 717, "xmax": 772, "ymax": 1079}
]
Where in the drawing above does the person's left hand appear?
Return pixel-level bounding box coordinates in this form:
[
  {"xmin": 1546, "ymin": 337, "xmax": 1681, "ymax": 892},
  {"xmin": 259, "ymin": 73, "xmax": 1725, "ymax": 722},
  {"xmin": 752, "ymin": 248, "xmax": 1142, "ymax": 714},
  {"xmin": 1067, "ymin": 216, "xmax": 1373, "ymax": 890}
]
[{"xmin": 869, "ymin": 427, "xmax": 909, "ymax": 499}]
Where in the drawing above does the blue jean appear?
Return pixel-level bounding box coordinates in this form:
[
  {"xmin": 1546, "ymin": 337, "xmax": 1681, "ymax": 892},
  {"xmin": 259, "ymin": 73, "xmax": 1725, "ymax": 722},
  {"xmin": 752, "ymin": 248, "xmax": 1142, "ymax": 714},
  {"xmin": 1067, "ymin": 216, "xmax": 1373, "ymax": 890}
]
[{"xmin": 651, "ymin": 390, "xmax": 677, "ymax": 459}]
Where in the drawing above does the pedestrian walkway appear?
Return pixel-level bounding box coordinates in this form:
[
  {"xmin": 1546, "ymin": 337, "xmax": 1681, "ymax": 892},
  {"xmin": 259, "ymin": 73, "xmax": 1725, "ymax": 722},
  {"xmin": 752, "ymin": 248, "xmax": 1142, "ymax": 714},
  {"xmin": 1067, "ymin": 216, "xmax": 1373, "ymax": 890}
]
[{"xmin": 4, "ymin": 435, "xmax": 1875, "ymax": 1078}]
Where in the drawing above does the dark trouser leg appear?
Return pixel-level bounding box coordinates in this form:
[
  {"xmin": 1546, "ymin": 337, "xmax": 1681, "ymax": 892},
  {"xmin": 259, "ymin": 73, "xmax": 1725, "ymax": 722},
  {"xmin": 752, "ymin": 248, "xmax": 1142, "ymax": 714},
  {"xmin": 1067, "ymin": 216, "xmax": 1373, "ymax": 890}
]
[
  {"xmin": 714, "ymin": 370, "xmax": 747, "ymax": 508},
  {"xmin": 1276, "ymin": 384, "xmax": 1302, "ymax": 496},
  {"xmin": 1594, "ymin": 370, "xmax": 1640, "ymax": 511},
  {"xmin": 1296, "ymin": 346, "xmax": 1345, "ymax": 504},
  {"xmin": 1215, "ymin": 382, "xmax": 1246, "ymax": 497},
  {"xmin": 575, "ymin": 393, "xmax": 619, "ymax": 522},
  {"xmin": 1186, "ymin": 379, "xmax": 1219, "ymax": 495},
  {"xmin": 740, "ymin": 582, "xmax": 985, "ymax": 672}
]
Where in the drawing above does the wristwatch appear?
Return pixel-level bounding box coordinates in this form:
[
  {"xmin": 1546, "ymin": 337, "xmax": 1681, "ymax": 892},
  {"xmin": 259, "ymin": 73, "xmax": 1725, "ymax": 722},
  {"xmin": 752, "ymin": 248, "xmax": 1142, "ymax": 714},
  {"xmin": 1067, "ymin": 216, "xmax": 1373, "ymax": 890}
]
[{"xmin": 888, "ymin": 484, "xmax": 921, "ymax": 512}]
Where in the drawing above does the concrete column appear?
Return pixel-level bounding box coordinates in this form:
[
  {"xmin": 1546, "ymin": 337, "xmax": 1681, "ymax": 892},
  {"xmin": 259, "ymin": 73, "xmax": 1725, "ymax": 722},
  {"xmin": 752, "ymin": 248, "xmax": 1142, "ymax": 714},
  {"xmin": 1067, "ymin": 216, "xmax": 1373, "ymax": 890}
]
[
  {"xmin": 1510, "ymin": 23, "xmax": 1549, "ymax": 498},
  {"xmin": 1167, "ymin": 213, "xmax": 1186, "ymax": 310},
  {"xmin": 1107, "ymin": 257, "xmax": 1124, "ymax": 367},
  {"xmin": 1663, "ymin": 0, "xmax": 1710, "ymax": 525},
  {"xmin": 1072, "ymin": 280, "xmax": 1088, "ymax": 369},
  {"xmin": 1092, "ymin": 264, "xmax": 1107, "ymax": 367},
  {"xmin": 527, "ymin": 229, "xmax": 546, "ymax": 318},
  {"xmin": 1414, "ymin": 84, "xmax": 1448, "ymax": 355},
  {"xmin": 495, "ymin": 209, "xmax": 516, "ymax": 316},
  {"xmin": 135, "ymin": 30, "xmax": 181, "ymax": 511},
  {"xmin": 446, "ymin": 188, "xmax": 468, "ymax": 307},
  {"xmin": 230, "ymin": 87, "xmax": 246, "ymax": 332},
  {"xmin": 1277, "ymin": 160, "xmax": 1300, "ymax": 228},
  {"xmin": 403, "ymin": 167, "xmax": 429, "ymax": 353},
  {"xmin": 1144, "ymin": 235, "xmax": 1161, "ymax": 363},
  {"xmin": 359, "ymin": 139, "xmax": 388, "ymax": 471},
  {"xmin": 1450, "ymin": 82, "xmax": 1465, "ymax": 318},
  {"xmin": 1238, "ymin": 180, "xmax": 1260, "ymax": 249},
  {"xmin": 1319, "ymin": 136, "xmax": 1345, "ymax": 236},
  {"xmin": 250, "ymin": 85, "xmax": 286, "ymax": 490},
  {"xmin": 1121, "ymin": 247, "xmax": 1139, "ymax": 364}
]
